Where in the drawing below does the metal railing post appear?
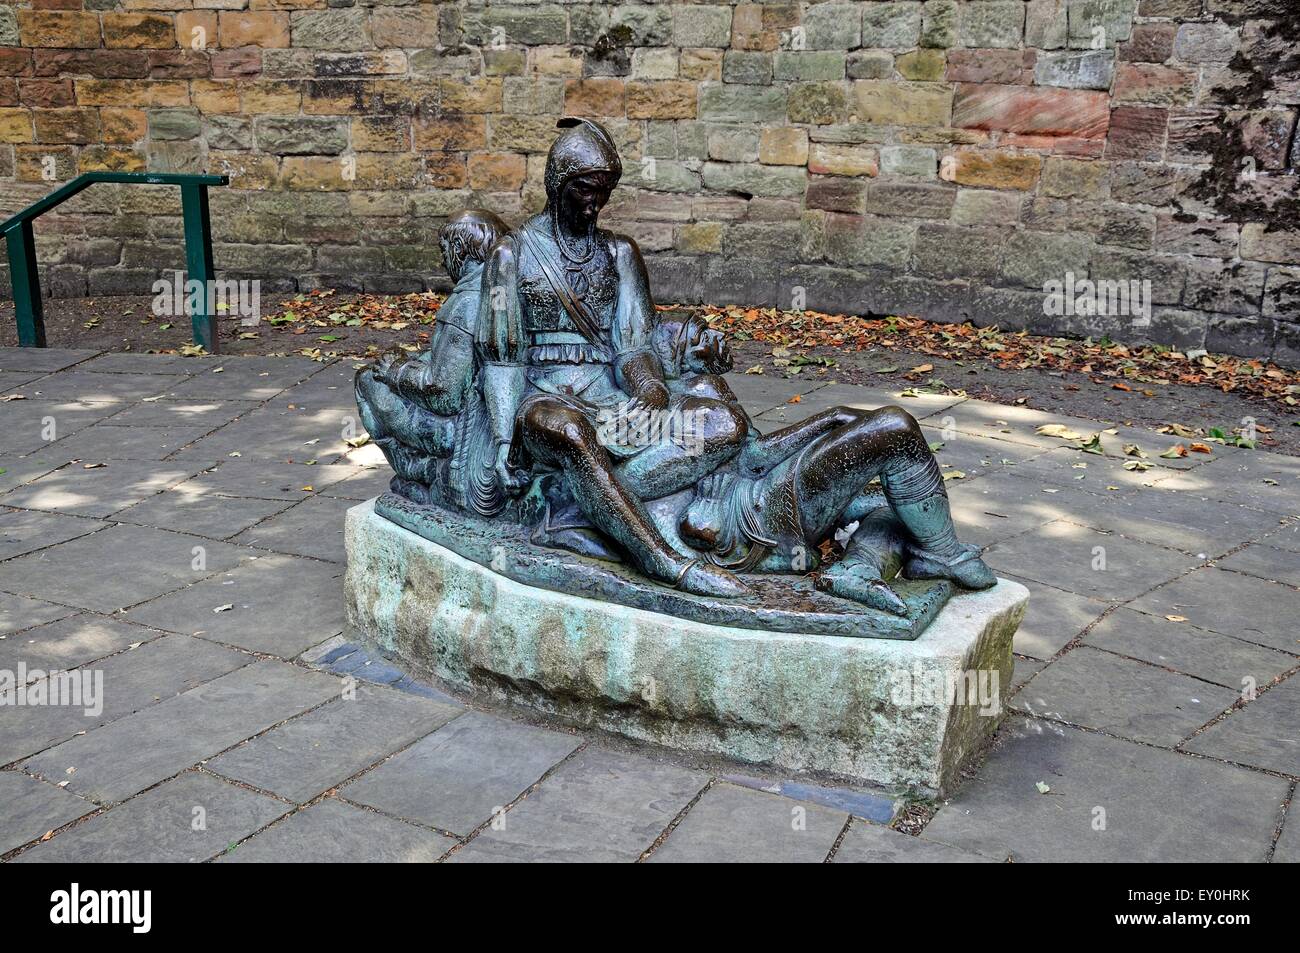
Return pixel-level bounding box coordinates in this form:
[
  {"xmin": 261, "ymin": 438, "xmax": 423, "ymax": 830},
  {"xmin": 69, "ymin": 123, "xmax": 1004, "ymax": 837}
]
[
  {"xmin": 180, "ymin": 181, "xmax": 217, "ymax": 354},
  {"xmin": 5, "ymin": 219, "xmax": 46, "ymax": 348},
  {"xmin": 2, "ymin": 172, "xmax": 228, "ymax": 349}
]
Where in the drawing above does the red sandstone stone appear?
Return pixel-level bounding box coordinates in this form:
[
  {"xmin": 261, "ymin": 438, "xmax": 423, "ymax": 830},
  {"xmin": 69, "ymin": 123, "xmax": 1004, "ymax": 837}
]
[{"xmin": 952, "ymin": 84, "xmax": 1110, "ymax": 139}]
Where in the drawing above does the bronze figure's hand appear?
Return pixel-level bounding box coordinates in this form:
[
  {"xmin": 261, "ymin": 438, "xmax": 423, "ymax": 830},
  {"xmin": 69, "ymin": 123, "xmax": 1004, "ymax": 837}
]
[
  {"xmin": 687, "ymin": 329, "xmax": 733, "ymax": 375},
  {"xmin": 494, "ymin": 443, "xmax": 528, "ymax": 496},
  {"xmin": 626, "ymin": 379, "xmax": 669, "ymax": 418}
]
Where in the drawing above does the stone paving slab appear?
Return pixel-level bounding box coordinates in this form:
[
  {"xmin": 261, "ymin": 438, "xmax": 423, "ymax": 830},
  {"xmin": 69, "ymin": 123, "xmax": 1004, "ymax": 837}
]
[
  {"xmin": 1084, "ymin": 607, "xmax": 1297, "ymax": 689},
  {"xmin": 919, "ymin": 399, "xmax": 1113, "ymax": 450},
  {"xmin": 1182, "ymin": 675, "xmax": 1299, "ymax": 776},
  {"xmin": 23, "ymin": 370, "xmax": 192, "ymax": 403},
  {"xmin": 39, "ymin": 424, "xmax": 216, "ymax": 463},
  {"xmin": 161, "ymin": 357, "xmax": 321, "ymax": 401},
  {"xmin": 1150, "ymin": 453, "xmax": 1300, "ymax": 511},
  {"xmin": 1089, "ymin": 426, "xmax": 1240, "ymax": 470},
  {"xmin": 449, "ymin": 746, "xmax": 706, "ymax": 862},
  {"xmin": 0, "ymin": 523, "xmax": 251, "ymax": 613},
  {"xmin": 78, "ymin": 354, "xmax": 211, "ymax": 375},
  {"xmin": 124, "ymin": 553, "xmax": 344, "ymax": 657},
  {"xmin": 96, "ymin": 398, "xmax": 251, "ymax": 431},
  {"xmin": 230, "ymin": 495, "xmax": 353, "ymax": 562},
  {"xmin": 0, "ymin": 770, "xmax": 96, "ymax": 856},
  {"xmin": 648, "ymin": 782, "xmax": 846, "ymax": 863},
  {"xmin": 943, "ymin": 473, "xmax": 1112, "ymax": 547},
  {"xmin": 220, "ymin": 797, "xmax": 456, "ymax": 863},
  {"xmin": 0, "ymin": 593, "xmax": 76, "ymax": 636},
  {"xmin": 112, "ymin": 487, "xmax": 297, "ymax": 540},
  {"xmin": 316, "ymin": 467, "xmax": 394, "ymax": 501},
  {"xmin": 1259, "ymin": 521, "xmax": 1300, "ymax": 553},
  {"xmin": 721, "ymin": 373, "xmax": 825, "ymax": 416},
  {"xmin": 1011, "ymin": 645, "xmax": 1237, "ymax": 747},
  {"xmin": 206, "ymin": 683, "xmax": 461, "ymax": 804},
  {"xmin": 1065, "ymin": 486, "xmax": 1284, "ymax": 558},
  {"xmin": 833, "ymin": 819, "xmax": 1000, "ymax": 863},
  {"xmin": 0, "ymin": 508, "xmax": 104, "ymax": 562},
  {"xmin": 1127, "ymin": 567, "xmax": 1300, "ymax": 654},
  {"xmin": 1001, "ymin": 575, "xmax": 1110, "ymax": 660},
  {"xmin": 1216, "ymin": 543, "xmax": 1300, "ymax": 588},
  {"xmin": 0, "ymin": 453, "xmax": 81, "ymax": 497},
  {"xmin": 0, "ymin": 613, "xmax": 160, "ymax": 675},
  {"xmin": 924, "ymin": 718, "xmax": 1289, "ymax": 862},
  {"xmin": 923, "ymin": 426, "xmax": 1050, "ymax": 477},
  {"xmin": 1007, "ymin": 446, "xmax": 1199, "ymax": 493},
  {"xmin": 342, "ymin": 711, "xmax": 580, "ymax": 836},
  {"xmin": 1009, "ymin": 657, "xmax": 1046, "ymax": 694},
  {"xmin": 0, "ymin": 398, "xmax": 123, "ymax": 451},
  {"xmin": 0, "ymin": 634, "xmax": 249, "ymax": 767},
  {"xmin": 0, "ymin": 463, "xmax": 202, "ymax": 519},
  {"xmin": 0, "ymin": 347, "xmax": 98, "ymax": 374},
  {"xmin": 171, "ymin": 460, "xmax": 362, "ymax": 501},
  {"xmin": 1275, "ymin": 809, "xmax": 1300, "ymax": 863},
  {"xmin": 984, "ymin": 518, "xmax": 1204, "ymax": 602},
  {"xmin": 167, "ymin": 406, "xmax": 357, "ymax": 463},
  {"xmin": 21, "ymin": 660, "xmax": 341, "ymax": 804},
  {"xmin": 0, "ymin": 371, "xmax": 40, "ymax": 393},
  {"xmin": 12, "ymin": 770, "xmax": 291, "ymax": 864}
]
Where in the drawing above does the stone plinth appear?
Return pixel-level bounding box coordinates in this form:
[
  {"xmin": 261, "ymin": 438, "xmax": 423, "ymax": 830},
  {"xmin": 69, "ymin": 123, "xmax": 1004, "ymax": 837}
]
[{"xmin": 345, "ymin": 499, "xmax": 1029, "ymax": 796}]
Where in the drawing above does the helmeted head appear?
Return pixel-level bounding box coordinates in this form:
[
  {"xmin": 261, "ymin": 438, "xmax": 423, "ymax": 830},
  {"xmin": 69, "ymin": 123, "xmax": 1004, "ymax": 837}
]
[
  {"xmin": 438, "ymin": 208, "xmax": 509, "ymax": 283},
  {"xmin": 544, "ymin": 118, "xmax": 622, "ymax": 230}
]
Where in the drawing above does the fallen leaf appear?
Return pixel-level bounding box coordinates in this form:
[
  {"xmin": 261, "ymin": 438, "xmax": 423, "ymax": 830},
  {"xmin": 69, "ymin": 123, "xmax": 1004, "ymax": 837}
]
[
  {"xmin": 1165, "ymin": 615, "xmax": 1188, "ymax": 623},
  {"xmin": 1037, "ymin": 424, "xmax": 1085, "ymax": 440},
  {"xmin": 1078, "ymin": 434, "xmax": 1105, "ymax": 455}
]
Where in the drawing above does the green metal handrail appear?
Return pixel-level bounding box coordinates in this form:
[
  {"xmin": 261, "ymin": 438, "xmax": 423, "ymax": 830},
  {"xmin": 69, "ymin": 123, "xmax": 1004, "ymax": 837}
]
[{"xmin": 2, "ymin": 171, "xmax": 229, "ymax": 352}]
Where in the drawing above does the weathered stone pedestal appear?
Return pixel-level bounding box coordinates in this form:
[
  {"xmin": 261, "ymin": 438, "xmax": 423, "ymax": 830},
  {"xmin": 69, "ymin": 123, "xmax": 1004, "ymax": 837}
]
[{"xmin": 344, "ymin": 499, "xmax": 1029, "ymax": 796}]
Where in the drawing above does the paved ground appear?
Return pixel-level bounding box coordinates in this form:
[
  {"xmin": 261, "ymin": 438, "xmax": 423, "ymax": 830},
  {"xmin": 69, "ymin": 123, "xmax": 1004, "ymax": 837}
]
[{"xmin": 0, "ymin": 346, "xmax": 1296, "ymax": 863}]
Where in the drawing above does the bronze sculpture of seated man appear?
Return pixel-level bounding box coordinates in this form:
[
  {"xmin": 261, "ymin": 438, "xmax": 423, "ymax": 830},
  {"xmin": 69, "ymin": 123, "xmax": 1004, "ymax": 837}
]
[{"xmin": 356, "ymin": 118, "xmax": 995, "ymax": 617}]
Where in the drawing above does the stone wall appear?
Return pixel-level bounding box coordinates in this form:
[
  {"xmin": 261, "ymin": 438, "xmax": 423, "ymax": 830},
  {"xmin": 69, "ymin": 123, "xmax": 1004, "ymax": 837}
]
[{"xmin": 1, "ymin": 1, "xmax": 1298, "ymax": 361}]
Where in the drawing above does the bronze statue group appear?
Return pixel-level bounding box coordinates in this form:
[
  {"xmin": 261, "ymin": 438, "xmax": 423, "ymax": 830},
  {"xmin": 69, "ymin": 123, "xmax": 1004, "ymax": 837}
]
[{"xmin": 356, "ymin": 119, "xmax": 995, "ymax": 615}]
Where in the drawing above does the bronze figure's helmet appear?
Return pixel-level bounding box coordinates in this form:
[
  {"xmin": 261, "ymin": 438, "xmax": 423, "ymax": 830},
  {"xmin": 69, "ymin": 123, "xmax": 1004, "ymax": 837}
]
[{"xmin": 543, "ymin": 118, "xmax": 623, "ymax": 209}]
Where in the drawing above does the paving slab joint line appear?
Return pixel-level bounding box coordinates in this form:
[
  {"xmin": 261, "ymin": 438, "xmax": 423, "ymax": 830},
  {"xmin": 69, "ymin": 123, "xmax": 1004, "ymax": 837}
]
[
  {"xmin": 1175, "ymin": 662, "xmax": 1300, "ymax": 750},
  {"xmin": 822, "ymin": 813, "xmax": 856, "ymax": 863},
  {"xmin": 0, "ymin": 779, "xmax": 108, "ymax": 863},
  {"xmin": 636, "ymin": 777, "xmax": 716, "ymax": 863},
  {"xmin": 1018, "ymin": 710, "xmax": 1300, "ymax": 784},
  {"xmin": 439, "ymin": 740, "xmax": 593, "ymax": 862},
  {"xmin": 1263, "ymin": 781, "xmax": 1297, "ymax": 862},
  {"xmin": 17, "ymin": 672, "xmax": 350, "ymax": 827},
  {"xmin": 199, "ymin": 702, "xmax": 473, "ymax": 821},
  {"xmin": 155, "ymin": 356, "xmax": 344, "ymax": 465}
]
